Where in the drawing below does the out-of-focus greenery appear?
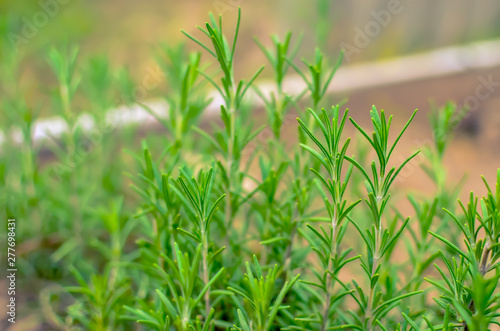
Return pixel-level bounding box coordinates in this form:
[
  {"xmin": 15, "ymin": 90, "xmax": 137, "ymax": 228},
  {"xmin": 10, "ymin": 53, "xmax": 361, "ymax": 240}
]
[{"xmin": 2, "ymin": 0, "xmax": 500, "ymax": 119}]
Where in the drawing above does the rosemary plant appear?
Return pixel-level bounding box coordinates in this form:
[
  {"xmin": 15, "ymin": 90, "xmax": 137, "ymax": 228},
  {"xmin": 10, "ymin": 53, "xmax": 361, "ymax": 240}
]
[
  {"xmin": 2, "ymin": 7, "xmax": 499, "ymax": 331},
  {"xmin": 183, "ymin": 8, "xmax": 265, "ymax": 251}
]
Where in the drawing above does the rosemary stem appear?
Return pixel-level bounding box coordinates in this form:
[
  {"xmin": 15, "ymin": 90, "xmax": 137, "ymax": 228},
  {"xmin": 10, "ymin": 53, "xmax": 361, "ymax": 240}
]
[{"xmin": 201, "ymin": 227, "xmax": 210, "ymax": 316}]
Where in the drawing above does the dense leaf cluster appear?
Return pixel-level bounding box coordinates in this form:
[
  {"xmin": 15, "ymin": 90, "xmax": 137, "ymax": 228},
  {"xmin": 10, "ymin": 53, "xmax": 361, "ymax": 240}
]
[{"xmin": 1, "ymin": 8, "xmax": 499, "ymax": 331}]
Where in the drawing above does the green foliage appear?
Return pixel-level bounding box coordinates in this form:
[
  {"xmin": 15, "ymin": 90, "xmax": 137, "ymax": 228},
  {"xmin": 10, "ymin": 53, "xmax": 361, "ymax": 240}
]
[
  {"xmin": 296, "ymin": 106, "xmax": 360, "ymax": 330},
  {"xmin": 287, "ymin": 48, "xmax": 343, "ymax": 111},
  {"xmin": 1, "ymin": 7, "xmax": 499, "ymax": 331},
  {"xmin": 182, "ymin": 7, "xmax": 264, "ymax": 111},
  {"xmin": 343, "ymin": 107, "xmax": 423, "ymax": 330},
  {"xmin": 143, "ymin": 44, "xmax": 209, "ymax": 144},
  {"xmin": 429, "ymin": 101, "xmax": 461, "ymax": 158},
  {"xmin": 230, "ymin": 256, "xmax": 299, "ymax": 331},
  {"xmin": 65, "ymin": 265, "xmax": 131, "ymax": 330},
  {"xmin": 254, "ymin": 32, "xmax": 303, "ymax": 138},
  {"xmin": 426, "ymin": 168, "xmax": 500, "ymax": 328},
  {"xmin": 124, "ymin": 243, "xmax": 223, "ymax": 331}
]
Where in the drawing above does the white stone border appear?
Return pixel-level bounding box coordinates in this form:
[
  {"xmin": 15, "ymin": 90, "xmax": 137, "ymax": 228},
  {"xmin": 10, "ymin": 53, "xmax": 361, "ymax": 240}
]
[{"xmin": 2, "ymin": 39, "xmax": 500, "ymax": 148}]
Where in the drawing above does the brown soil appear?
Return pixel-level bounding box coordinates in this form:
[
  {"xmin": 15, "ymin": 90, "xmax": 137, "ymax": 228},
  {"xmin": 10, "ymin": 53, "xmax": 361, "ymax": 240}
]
[{"xmin": 283, "ymin": 65, "xmax": 500, "ymax": 203}]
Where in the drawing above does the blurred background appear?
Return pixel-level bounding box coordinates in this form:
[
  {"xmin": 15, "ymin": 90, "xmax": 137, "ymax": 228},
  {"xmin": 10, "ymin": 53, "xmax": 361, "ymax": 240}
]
[
  {"xmin": 2, "ymin": 0, "xmax": 500, "ymax": 192},
  {"xmin": 3, "ymin": 0, "xmax": 500, "ymax": 67}
]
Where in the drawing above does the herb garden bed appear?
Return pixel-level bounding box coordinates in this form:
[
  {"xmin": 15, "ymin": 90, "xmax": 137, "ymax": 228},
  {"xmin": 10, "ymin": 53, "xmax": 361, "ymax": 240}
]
[{"xmin": 2, "ymin": 8, "xmax": 500, "ymax": 331}]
